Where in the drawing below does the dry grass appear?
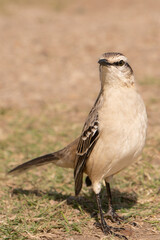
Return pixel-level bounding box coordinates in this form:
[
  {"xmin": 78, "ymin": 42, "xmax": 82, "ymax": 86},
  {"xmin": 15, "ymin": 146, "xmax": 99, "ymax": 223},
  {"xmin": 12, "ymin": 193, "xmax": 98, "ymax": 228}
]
[{"xmin": 1, "ymin": 97, "xmax": 160, "ymax": 240}]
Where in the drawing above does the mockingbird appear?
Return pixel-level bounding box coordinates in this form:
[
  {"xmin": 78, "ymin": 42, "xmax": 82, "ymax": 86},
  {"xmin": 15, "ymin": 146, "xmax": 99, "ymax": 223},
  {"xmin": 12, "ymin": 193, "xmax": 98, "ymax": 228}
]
[{"xmin": 8, "ymin": 52, "xmax": 147, "ymax": 238}]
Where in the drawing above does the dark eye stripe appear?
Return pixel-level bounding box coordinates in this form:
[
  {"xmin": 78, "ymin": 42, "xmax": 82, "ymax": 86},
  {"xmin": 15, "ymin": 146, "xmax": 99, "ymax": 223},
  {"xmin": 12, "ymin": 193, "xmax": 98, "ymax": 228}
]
[
  {"xmin": 113, "ymin": 60, "xmax": 125, "ymax": 66},
  {"xmin": 112, "ymin": 61, "xmax": 133, "ymax": 73},
  {"xmin": 113, "ymin": 62, "xmax": 120, "ymax": 66},
  {"xmin": 98, "ymin": 59, "xmax": 133, "ymax": 73}
]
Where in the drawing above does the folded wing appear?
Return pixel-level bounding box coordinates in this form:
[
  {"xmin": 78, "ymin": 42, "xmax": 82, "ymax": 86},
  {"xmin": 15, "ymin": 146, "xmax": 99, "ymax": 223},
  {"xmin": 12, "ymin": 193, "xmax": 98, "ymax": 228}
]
[{"xmin": 74, "ymin": 112, "xmax": 99, "ymax": 195}]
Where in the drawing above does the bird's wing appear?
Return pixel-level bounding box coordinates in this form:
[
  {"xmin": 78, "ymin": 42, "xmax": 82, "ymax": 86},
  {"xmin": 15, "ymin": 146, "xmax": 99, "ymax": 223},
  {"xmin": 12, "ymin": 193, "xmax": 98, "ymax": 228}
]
[{"xmin": 74, "ymin": 103, "xmax": 100, "ymax": 196}]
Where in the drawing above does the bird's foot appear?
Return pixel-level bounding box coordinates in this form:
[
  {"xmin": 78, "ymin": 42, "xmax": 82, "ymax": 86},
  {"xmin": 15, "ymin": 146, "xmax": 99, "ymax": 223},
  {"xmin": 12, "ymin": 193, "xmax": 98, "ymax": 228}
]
[
  {"xmin": 104, "ymin": 208, "xmax": 124, "ymax": 224},
  {"xmin": 95, "ymin": 221, "xmax": 128, "ymax": 240}
]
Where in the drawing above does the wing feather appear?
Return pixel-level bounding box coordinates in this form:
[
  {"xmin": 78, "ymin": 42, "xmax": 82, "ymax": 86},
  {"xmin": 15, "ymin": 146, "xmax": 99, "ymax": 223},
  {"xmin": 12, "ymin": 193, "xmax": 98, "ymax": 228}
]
[
  {"xmin": 74, "ymin": 91, "xmax": 102, "ymax": 196},
  {"xmin": 74, "ymin": 116, "xmax": 99, "ymax": 195}
]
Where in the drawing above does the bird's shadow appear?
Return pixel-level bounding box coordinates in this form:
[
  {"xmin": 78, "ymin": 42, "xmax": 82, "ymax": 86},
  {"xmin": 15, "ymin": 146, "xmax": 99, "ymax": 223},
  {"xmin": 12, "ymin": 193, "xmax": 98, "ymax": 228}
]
[{"xmin": 11, "ymin": 186, "xmax": 137, "ymax": 221}]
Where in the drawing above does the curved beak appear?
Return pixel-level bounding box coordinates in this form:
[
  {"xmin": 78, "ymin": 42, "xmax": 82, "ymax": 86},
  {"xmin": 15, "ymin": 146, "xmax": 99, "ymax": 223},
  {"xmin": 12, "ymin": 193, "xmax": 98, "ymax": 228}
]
[{"xmin": 98, "ymin": 59, "xmax": 111, "ymax": 66}]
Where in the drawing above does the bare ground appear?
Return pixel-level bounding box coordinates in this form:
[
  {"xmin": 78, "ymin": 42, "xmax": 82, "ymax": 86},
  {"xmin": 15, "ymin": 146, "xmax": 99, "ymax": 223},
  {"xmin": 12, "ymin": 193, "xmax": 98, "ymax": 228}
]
[{"xmin": 0, "ymin": 0, "xmax": 160, "ymax": 239}]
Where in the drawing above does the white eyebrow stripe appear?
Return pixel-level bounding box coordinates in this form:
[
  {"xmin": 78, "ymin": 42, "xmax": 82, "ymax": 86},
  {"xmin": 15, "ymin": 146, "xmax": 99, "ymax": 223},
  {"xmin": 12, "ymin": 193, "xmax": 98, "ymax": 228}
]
[{"xmin": 99, "ymin": 55, "xmax": 127, "ymax": 64}]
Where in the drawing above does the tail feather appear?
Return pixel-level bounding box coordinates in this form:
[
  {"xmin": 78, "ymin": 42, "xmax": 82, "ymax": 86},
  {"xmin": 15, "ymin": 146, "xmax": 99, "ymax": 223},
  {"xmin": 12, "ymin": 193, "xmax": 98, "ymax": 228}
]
[
  {"xmin": 8, "ymin": 152, "xmax": 60, "ymax": 174},
  {"xmin": 8, "ymin": 138, "xmax": 79, "ymax": 175}
]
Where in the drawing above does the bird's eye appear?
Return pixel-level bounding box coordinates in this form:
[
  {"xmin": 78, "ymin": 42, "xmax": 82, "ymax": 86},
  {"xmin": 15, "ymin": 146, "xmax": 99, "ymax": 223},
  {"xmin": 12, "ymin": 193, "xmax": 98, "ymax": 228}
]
[{"xmin": 118, "ymin": 60, "xmax": 125, "ymax": 66}]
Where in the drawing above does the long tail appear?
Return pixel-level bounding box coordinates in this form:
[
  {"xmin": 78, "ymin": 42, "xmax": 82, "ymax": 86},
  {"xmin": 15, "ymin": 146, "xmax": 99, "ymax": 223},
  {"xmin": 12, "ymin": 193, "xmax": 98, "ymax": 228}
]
[
  {"xmin": 8, "ymin": 138, "xmax": 79, "ymax": 175},
  {"xmin": 8, "ymin": 152, "xmax": 60, "ymax": 174}
]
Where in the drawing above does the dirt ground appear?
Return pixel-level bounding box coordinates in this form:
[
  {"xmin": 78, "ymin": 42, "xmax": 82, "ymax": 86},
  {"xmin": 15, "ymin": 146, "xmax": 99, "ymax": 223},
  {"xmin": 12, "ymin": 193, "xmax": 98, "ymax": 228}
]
[{"xmin": 0, "ymin": 0, "xmax": 160, "ymax": 239}]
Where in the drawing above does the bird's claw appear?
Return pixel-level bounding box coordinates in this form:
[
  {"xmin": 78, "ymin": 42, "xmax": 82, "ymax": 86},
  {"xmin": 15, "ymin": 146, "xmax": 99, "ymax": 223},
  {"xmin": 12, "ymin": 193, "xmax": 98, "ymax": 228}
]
[
  {"xmin": 103, "ymin": 225, "xmax": 128, "ymax": 240},
  {"xmin": 104, "ymin": 208, "xmax": 124, "ymax": 224},
  {"xmin": 94, "ymin": 221, "xmax": 128, "ymax": 240}
]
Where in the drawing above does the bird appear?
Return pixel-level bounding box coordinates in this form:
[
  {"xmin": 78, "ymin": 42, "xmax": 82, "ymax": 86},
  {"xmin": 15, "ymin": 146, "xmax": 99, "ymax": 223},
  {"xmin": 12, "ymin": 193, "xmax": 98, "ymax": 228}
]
[{"xmin": 8, "ymin": 52, "xmax": 147, "ymax": 238}]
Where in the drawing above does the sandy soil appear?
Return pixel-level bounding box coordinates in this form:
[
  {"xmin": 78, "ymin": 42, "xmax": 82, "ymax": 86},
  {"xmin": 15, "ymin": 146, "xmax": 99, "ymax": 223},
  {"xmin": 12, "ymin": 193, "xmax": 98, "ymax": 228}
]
[{"xmin": 0, "ymin": 0, "xmax": 160, "ymax": 111}]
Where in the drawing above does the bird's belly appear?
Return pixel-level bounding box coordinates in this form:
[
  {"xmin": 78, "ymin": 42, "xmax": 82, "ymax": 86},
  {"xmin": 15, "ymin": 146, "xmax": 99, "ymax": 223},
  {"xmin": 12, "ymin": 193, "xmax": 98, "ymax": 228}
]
[{"xmin": 85, "ymin": 113, "xmax": 147, "ymax": 183}]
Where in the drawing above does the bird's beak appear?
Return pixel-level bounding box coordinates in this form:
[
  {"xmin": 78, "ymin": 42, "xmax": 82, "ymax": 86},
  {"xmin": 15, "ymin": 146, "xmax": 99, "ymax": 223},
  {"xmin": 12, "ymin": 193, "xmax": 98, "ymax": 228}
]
[{"xmin": 98, "ymin": 59, "xmax": 111, "ymax": 66}]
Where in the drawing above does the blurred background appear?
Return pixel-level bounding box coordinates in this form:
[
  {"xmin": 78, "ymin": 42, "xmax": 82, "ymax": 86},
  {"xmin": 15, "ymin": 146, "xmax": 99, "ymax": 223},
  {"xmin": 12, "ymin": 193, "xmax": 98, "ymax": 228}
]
[
  {"xmin": 0, "ymin": 0, "xmax": 160, "ymax": 110},
  {"xmin": 0, "ymin": 1, "xmax": 160, "ymax": 239}
]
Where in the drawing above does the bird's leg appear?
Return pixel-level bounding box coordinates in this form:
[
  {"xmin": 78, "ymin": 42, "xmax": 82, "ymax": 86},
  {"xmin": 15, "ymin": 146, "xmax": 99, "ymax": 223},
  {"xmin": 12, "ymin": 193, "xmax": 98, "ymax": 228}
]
[
  {"xmin": 95, "ymin": 193, "xmax": 112, "ymax": 233},
  {"xmin": 104, "ymin": 181, "xmax": 123, "ymax": 224},
  {"xmin": 95, "ymin": 193, "xmax": 128, "ymax": 239}
]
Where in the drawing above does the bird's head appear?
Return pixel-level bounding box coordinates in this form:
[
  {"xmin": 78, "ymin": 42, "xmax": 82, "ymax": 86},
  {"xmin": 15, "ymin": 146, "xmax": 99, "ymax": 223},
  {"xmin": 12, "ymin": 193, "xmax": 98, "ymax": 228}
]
[{"xmin": 98, "ymin": 52, "xmax": 134, "ymax": 88}]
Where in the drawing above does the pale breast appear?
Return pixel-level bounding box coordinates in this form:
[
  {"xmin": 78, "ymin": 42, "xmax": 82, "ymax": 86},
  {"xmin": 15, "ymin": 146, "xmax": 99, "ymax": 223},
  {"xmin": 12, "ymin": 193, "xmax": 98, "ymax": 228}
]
[{"xmin": 86, "ymin": 87, "xmax": 147, "ymax": 183}]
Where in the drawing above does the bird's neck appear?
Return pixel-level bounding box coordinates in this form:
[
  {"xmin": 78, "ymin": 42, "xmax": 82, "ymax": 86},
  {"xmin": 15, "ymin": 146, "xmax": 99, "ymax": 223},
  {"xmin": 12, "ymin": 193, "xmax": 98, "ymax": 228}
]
[
  {"xmin": 99, "ymin": 67, "xmax": 120, "ymax": 90},
  {"xmin": 100, "ymin": 71, "xmax": 135, "ymax": 91}
]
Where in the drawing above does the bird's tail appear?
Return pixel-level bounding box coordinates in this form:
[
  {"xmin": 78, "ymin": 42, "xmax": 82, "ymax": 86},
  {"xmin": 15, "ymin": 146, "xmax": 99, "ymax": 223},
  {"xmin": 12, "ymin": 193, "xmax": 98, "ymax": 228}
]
[
  {"xmin": 8, "ymin": 138, "xmax": 79, "ymax": 175},
  {"xmin": 8, "ymin": 152, "xmax": 61, "ymax": 174}
]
